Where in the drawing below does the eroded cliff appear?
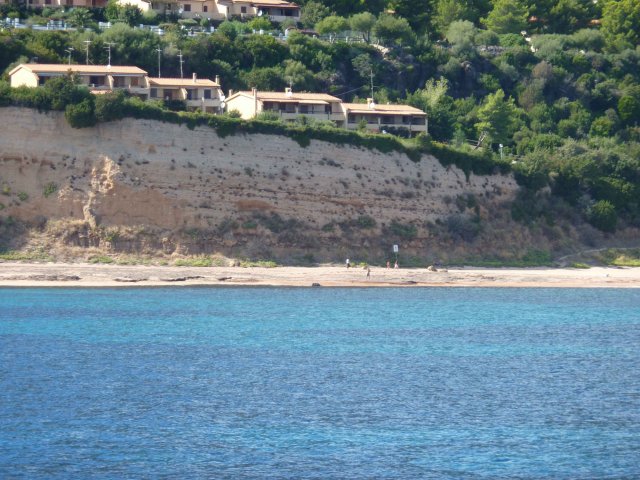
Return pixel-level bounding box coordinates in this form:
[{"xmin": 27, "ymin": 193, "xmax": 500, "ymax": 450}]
[{"xmin": 0, "ymin": 107, "xmax": 566, "ymax": 263}]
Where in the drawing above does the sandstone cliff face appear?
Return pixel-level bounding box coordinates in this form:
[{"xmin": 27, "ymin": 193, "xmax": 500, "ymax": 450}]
[{"xmin": 0, "ymin": 107, "xmax": 520, "ymax": 262}]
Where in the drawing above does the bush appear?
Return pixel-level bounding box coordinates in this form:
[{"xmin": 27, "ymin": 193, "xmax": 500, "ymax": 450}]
[
  {"xmin": 65, "ymin": 98, "xmax": 96, "ymax": 128},
  {"xmin": 43, "ymin": 182, "xmax": 58, "ymax": 198},
  {"xmin": 388, "ymin": 221, "xmax": 417, "ymax": 240},
  {"xmin": 588, "ymin": 200, "xmax": 617, "ymax": 232}
]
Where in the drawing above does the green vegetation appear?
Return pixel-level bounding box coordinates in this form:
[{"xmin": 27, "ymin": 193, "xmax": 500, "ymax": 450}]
[
  {"xmin": 88, "ymin": 255, "xmax": 115, "ymax": 264},
  {"xmin": 174, "ymin": 256, "xmax": 214, "ymax": 267},
  {"xmin": 43, "ymin": 182, "xmax": 58, "ymax": 198},
  {"xmin": 0, "ymin": 249, "xmax": 53, "ymax": 262},
  {"xmin": 238, "ymin": 259, "xmax": 278, "ymax": 268},
  {"xmin": 0, "ymin": 0, "xmax": 639, "ymax": 233}
]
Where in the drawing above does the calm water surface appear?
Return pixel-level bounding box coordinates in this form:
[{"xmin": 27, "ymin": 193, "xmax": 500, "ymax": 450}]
[{"xmin": 1, "ymin": 287, "xmax": 639, "ymax": 479}]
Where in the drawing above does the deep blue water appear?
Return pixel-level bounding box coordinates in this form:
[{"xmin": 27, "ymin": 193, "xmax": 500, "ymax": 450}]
[{"xmin": 1, "ymin": 287, "xmax": 639, "ymax": 479}]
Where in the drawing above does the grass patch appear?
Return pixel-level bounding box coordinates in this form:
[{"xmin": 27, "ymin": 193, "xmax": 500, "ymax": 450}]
[
  {"xmin": 0, "ymin": 249, "xmax": 54, "ymax": 262},
  {"xmin": 43, "ymin": 182, "xmax": 58, "ymax": 198},
  {"xmin": 174, "ymin": 256, "xmax": 213, "ymax": 267},
  {"xmin": 88, "ymin": 255, "xmax": 114, "ymax": 264},
  {"xmin": 569, "ymin": 262, "xmax": 591, "ymax": 269},
  {"xmin": 238, "ymin": 259, "xmax": 278, "ymax": 268}
]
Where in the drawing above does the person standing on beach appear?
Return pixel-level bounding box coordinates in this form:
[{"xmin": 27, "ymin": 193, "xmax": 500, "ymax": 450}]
[
  {"xmin": 366, "ymin": 267, "xmax": 371, "ymax": 278},
  {"xmin": 346, "ymin": 258, "xmax": 350, "ymax": 269},
  {"xmin": 386, "ymin": 260, "xmax": 390, "ymax": 269},
  {"xmin": 394, "ymin": 260, "xmax": 398, "ymax": 269}
]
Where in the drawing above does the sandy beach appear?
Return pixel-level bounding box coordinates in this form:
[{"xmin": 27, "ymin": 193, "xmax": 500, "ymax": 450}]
[{"xmin": 0, "ymin": 262, "xmax": 638, "ymax": 288}]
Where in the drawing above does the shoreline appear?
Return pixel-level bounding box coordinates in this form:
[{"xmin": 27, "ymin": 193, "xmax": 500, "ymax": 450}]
[{"xmin": 0, "ymin": 262, "xmax": 638, "ymax": 288}]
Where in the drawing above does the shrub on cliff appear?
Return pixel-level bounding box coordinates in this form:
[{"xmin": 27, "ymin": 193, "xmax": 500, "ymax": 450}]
[
  {"xmin": 65, "ymin": 98, "xmax": 97, "ymax": 128},
  {"xmin": 588, "ymin": 200, "xmax": 617, "ymax": 233}
]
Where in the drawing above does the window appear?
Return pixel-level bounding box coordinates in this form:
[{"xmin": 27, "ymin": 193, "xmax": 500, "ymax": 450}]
[
  {"xmin": 183, "ymin": 4, "xmax": 190, "ymax": 11},
  {"xmin": 89, "ymin": 76, "xmax": 102, "ymax": 86},
  {"xmin": 150, "ymin": 88, "xmax": 157, "ymax": 98},
  {"xmin": 348, "ymin": 115, "xmax": 356, "ymax": 124},
  {"xmin": 203, "ymin": 89, "xmax": 211, "ymax": 99},
  {"xmin": 45, "ymin": 0, "xmax": 51, "ymax": 4},
  {"xmin": 299, "ymin": 104, "xmax": 308, "ymax": 114},
  {"xmin": 325, "ymin": 105, "xmax": 332, "ymax": 114},
  {"xmin": 240, "ymin": 6, "xmax": 246, "ymax": 13},
  {"xmin": 163, "ymin": 89, "xmax": 172, "ymax": 100},
  {"xmin": 186, "ymin": 89, "xmax": 195, "ymax": 100},
  {"xmin": 203, "ymin": 5, "xmax": 207, "ymax": 12},
  {"xmin": 131, "ymin": 77, "xmax": 139, "ymax": 87}
]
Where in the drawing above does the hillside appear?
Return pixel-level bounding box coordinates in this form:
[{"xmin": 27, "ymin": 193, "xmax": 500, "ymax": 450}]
[{"xmin": 2, "ymin": 107, "xmax": 635, "ymax": 265}]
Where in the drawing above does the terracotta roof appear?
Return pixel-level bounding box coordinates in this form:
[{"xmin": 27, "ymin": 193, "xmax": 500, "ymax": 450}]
[
  {"xmin": 9, "ymin": 64, "xmax": 147, "ymax": 76},
  {"xmin": 148, "ymin": 77, "xmax": 220, "ymax": 87},
  {"xmin": 342, "ymin": 103, "xmax": 426, "ymax": 116},
  {"xmin": 229, "ymin": 90, "xmax": 340, "ymax": 103}
]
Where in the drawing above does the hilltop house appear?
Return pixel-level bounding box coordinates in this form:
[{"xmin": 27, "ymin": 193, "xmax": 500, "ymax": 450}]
[
  {"xmin": 225, "ymin": 89, "xmax": 427, "ymax": 135},
  {"xmin": 117, "ymin": 0, "xmax": 299, "ymax": 22},
  {"xmin": 9, "ymin": 64, "xmax": 149, "ymax": 98},
  {"xmin": 9, "ymin": 63, "xmax": 223, "ymax": 112},
  {"xmin": 148, "ymin": 74, "xmax": 224, "ymax": 113},
  {"xmin": 22, "ymin": 0, "xmax": 107, "ymax": 7},
  {"xmin": 341, "ymin": 100, "xmax": 427, "ymax": 135},
  {"xmin": 225, "ymin": 88, "xmax": 344, "ymax": 125}
]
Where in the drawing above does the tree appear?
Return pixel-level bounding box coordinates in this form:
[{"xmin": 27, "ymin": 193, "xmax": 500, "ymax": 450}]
[
  {"xmin": 247, "ymin": 17, "xmax": 272, "ymax": 32},
  {"xmin": 475, "ymin": 89, "xmax": 522, "ymax": 144},
  {"xmin": 547, "ymin": 0, "xmax": 591, "ymax": 33},
  {"xmin": 406, "ymin": 77, "xmax": 455, "ymax": 141},
  {"xmin": 350, "ymin": 12, "xmax": 376, "ymax": 43},
  {"xmin": 482, "ymin": 0, "xmax": 528, "ymax": 34},
  {"xmin": 300, "ymin": 1, "xmax": 331, "ymax": 29},
  {"xmin": 373, "ymin": 14, "xmax": 414, "ymax": 46},
  {"xmin": 68, "ymin": 8, "xmax": 93, "ymax": 29},
  {"xmin": 434, "ymin": 0, "xmax": 477, "ymax": 33},
  {"xmin": 386, "ymin": 0, "xmax": 432, "ymax": 33},
  {"xmin": 445, "ymin": 20, "xmax": 477, "ymax": 55},
  {"xmin": 315, "ymin": 15, "xmax": 349, "ymax": 36},
  {"xmin": 618, "ymin": 89, "xmax": 640, "ymax": 126},
  {"xmin": 601, "ymin": 0, "xmax": 640, "ymax": 49}
]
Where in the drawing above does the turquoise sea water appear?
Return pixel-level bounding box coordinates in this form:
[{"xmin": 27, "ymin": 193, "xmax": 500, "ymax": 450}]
[{"xmin": 1, "ymin": 287, "xmax": 639, "ymax": 478}]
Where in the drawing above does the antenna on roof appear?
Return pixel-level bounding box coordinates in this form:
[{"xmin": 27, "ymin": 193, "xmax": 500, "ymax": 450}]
[
  {"xmin": 65, "ymin": 47, "xmax": 74, "ymax": 65},
  {"xmin": 370, "ymin": 69, "xmax": 374, "ymax": 102},
  {"xmin": 83, "ymin": 40, "xmax": 91, "ymax": 65},
  {"xmin": 156, "ymin": 47, "xmax": 162, "ymax": 78},
  {"xmin": 178, "ymin": 50, "xmax": 184, "ymax": 79},
  {"xmin": 104, "ymin": 42, "xmax": 115, "ymax": 67}
]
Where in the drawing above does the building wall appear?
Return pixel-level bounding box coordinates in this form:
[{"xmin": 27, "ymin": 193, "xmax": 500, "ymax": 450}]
[
  {"xmin": 226, "ymin": 95, "xmax": 258, "ymax": 119},
  {"xmin": 10, "ymin": 69, "xmax": 39, "ymax": 88}
]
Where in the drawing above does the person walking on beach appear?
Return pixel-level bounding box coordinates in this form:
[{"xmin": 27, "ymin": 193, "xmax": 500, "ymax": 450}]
[
  {"xmin": 394, "ymin": 260, "xmax": 398, "ymax": 269},
  {"xmin": 366, "ymin": 267, "xmax": 371, "ymax": 278}
]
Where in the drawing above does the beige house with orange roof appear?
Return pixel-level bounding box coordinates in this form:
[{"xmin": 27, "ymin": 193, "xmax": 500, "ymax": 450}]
[
  {"xmin": 24, "ymin": 0, "xmax": 107, "ymax": 7},
  {"xmin": 218, "ymin": 0, "xmax": 300, "ymax": 22},
  {"xmin": 117, "ymin": 0, "xmax": 298, "ymax": 21},
  {"xmin": 148, "ymin": 74, "xmax": 224, "ymax": 113},
  {"xmin": 9, "ymin": 64, "xmax": 149, "ymax": 98},
  {"xmin": 341, "ymin": 100, "xmax": 427, "ymax": 135},
  {"xmin": 225, "ymin": 88, "xmax": 344, "ymax": 125}
]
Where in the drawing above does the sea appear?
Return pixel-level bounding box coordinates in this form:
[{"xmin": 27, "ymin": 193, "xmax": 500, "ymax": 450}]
[{"xmin": 1, "ymin": 287, "xmax": 639, "ymax": 479}]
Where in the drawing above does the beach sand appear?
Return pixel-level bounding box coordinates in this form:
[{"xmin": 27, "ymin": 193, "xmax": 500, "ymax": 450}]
[{"xmin": 0, "ymin": 262, "xmax": 638, "ymax": 288}]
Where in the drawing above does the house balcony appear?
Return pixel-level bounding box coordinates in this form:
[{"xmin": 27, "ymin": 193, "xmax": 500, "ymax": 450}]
[{"xmin": 269, "ymin": 14, "xmax": 300, "ymax": 23}]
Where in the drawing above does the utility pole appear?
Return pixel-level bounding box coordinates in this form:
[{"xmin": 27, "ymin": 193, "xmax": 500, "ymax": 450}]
[
  {"xmin": 104, "ymin": 42, "xmax": 115, "ymax": 67},
  {"xmin": 178, "ymin": 50, "xmax": 184, "ymax": 79},
  {"xmin": 83, "ymin": 40, "xmax": 91, "ymax": 65},
  {"xmin": 65, "ymin": 47, "xmax": 74, "ymax": 65},
  {"xmin": 156, "ymin": 47, "xmax": 162, "ymax": 78}
]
